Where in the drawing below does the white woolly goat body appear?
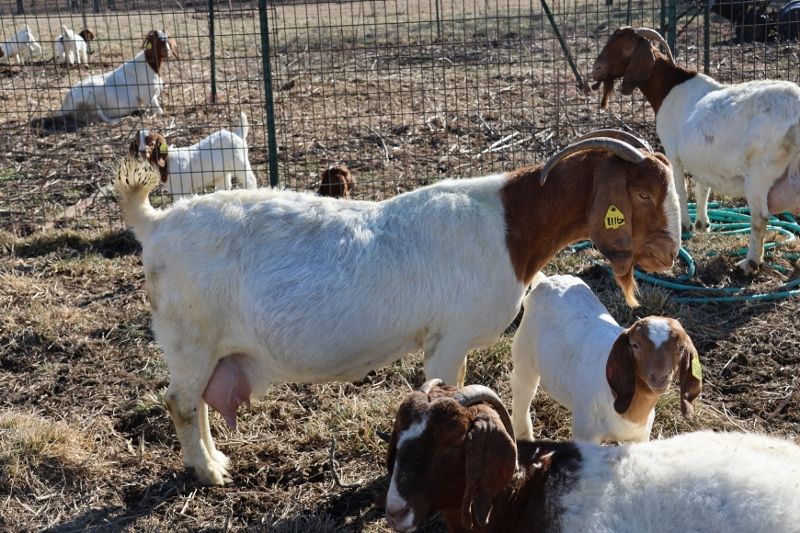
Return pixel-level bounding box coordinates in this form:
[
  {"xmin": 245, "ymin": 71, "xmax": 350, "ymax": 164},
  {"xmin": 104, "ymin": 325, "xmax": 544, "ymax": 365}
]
[
  {"xmin": 511, "ymin": 275, "xmax": 651, "ymax": 443},
  {"xmin": 117, "ymin": 161, "xmax": 522, "ymax": 388},
  {"xmin": 558, "ymin": 431, "xmax": 800, "ymax": 533},
  {"xmin": 657, "ymin": 75, "xmax": 800, "ymax": 209}
]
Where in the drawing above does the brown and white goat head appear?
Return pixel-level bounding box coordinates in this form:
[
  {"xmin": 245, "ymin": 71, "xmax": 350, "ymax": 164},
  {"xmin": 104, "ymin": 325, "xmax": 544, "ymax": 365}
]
[
  {"xmin": 539, "ymin": 136, "xmax": 681, "ymax": 306},
  {"xmin": 129, "ymin": 130, "xmax": 169, "ymax": 183},
  {"xmin": 142, "ymin": 30, "xmax": 177, "ymax": 73},
  {"xmin": 385, "ymin": 381, "xmax": 517, "ymax": 532},
  {"xmin": 606, "ymin": 317, "xmax": 702, "ymax": 420},
  {"xmin": 318, "ymin": 164, "xmax": 356, "ymax": 199},
  {"xmin": 79, "ymin": 29, "xmax": 96, "ymax": 42},
  {"xmin": 591, "ymin": 27, "xmax": 673, "ymax": 107}
]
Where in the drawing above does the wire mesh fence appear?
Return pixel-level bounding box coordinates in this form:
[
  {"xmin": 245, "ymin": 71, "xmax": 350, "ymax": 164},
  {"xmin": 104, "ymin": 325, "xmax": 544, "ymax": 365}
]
[{"xmin": 1, "ymin": 0, "xmax": 799, "ymax": 236}]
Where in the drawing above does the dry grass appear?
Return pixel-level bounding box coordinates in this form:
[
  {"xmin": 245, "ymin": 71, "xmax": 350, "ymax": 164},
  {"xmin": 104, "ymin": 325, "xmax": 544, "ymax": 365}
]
[{"xmin": 0, "ymin": 226, "xmax": 798, "ymax": 532}]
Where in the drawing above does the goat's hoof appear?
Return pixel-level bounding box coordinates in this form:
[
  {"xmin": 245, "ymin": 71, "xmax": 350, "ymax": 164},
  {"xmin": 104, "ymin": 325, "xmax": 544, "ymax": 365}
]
[
  {"xmin": 681, "ymin": 223, "xmax": 693, "ymax": 234},
  {"xmin": 693, "ymin": 219, "xmax": 711, "ymax": 232},
  {"xmin": 190, "ymin": 462, "xmax": 231, "ymax": 486},
  {"xmin": 736, "ymin": 258, "xmax": 760, "ymax": 276}
]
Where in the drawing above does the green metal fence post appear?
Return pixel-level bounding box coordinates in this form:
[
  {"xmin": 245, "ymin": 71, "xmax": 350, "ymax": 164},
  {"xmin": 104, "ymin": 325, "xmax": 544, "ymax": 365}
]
[
  {"xmin": 667, "ymin": 0, "xmax": 677, "ymax": 53},
  {"xmin": 434, "ymin": 0, "xmax": 442, "ymax": 41},
  {"xmin": 208, "ymin": 0, "xmax": 217, "ymax": 103},
  {"xmin": 703, "ymin": 0, "xmax": 710, "ymax": 74},
  {"xmin": 258, "ymin": 0, "xmax": 280, "ymax": 188}
]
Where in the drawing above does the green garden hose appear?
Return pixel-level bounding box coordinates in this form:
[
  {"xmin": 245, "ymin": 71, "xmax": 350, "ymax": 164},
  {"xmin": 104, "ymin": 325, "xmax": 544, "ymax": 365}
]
[{"xmin": 569, "ymin": 203, "xmax": 800, "ymax": 304}]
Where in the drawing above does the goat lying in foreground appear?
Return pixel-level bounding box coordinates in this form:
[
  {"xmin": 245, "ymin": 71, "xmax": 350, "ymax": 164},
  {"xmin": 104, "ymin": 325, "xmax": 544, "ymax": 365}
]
[
  {"xmin": 59, "ymin": 30, "xmax": 176, "ymax": 124},
  {"xmin": 113, "ymin": 130, "xmax": 680, "ymax": 485},
  {"xmin": 592, "ymin": 26, "xmax": 800, "ymax": 275},
  {"xmin": 129, "ymin": 112, "xmax": 257, "ymax": 195},
  {"xmin": 511, "ymin": 274, "xmax": 701, "ymax": 443},
  {"xmin": 386, "ymin": 381, "xmax": 800, "ymax": 533}
]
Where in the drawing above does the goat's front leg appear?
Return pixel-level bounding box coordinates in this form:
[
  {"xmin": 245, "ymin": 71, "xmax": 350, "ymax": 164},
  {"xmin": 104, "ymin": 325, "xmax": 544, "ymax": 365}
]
[
  {"xmin": 510, "ymin": 364, "xmax": 540, "ymax": 442},
  {"xmin": 693, "ymin": 182, "xmax": 712, "ymax": 232},
  {"xmin": 423, "ymin": 336, "xmax": 472, "ymax": 387},
  {"xmin": 670, "ymin": 158, "xmax": 692, "ymax": 233},
  {"xmin": 95, "ymin": 107, "xmax": 120, "ymax": 125},
  {"xmin": 150, "ymin": 96, "xmax": 164, "ymax": 116},
  {"xmin": 164, "ymin": 357, "xmax": 231, "ymax": 485},
  {"xmin": 737, "ymin": 213, "xmax": 768, "ymax": 276}
]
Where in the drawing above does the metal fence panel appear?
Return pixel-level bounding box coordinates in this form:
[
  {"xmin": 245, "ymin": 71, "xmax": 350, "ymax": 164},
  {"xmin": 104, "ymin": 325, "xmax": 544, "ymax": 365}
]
[{"xmin": 1, "ymin": 0, "xmax": 799, "ymax": 235}]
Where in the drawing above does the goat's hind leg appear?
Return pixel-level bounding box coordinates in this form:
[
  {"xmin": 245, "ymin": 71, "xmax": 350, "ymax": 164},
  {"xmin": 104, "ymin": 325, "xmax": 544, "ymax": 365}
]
[{"xmin": 164, "ymin": 352, "xmax": 231, "ymax": 485}]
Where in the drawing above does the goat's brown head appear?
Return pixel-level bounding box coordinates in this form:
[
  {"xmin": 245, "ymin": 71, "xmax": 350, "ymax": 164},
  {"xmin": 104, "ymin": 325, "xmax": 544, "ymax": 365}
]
[
  {"xmin": 129, "ymin": 129, "xmax": 169, "ymax": 183},
  {"xmin": 318, "ymin": 164, "xmax": 356, "ymax": 199},
  {"xmin": 606, "ymin": 317, "xmax": 702, "ymax": 420},
  {"xmin": 79, "ymin": 29, "xmax": 96, "ymax": 42},
  {"xmin": 591, "ymin": 27, "xmax": 674, "ymax": 107},
  {"xmin": 143, "ymin": 30, "xmax": 177, "ymax": 73},
  {"xmin": 539, "ymin": 134, "xmax": 681, "ymax": 306},
  {"xmin": 385, "ymin": 381, "xmax": 517, "ymax": 532}
]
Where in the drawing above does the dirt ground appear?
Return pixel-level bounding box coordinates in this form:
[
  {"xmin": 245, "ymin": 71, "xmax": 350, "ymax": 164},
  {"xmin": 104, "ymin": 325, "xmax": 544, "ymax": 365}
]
[{"xmin": 1, "ymin": 1, "xmax": 799, "ymax": 532}]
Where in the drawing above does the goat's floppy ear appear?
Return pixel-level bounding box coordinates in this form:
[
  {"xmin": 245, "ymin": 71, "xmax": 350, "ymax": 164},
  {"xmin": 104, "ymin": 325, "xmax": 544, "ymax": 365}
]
[
  {"xmin": 678, "ymin": 337, "xmax": 702, "ymax": 419},
  {"xmin": 588, "ymin": 163, "xmax": 638, "ymax": 306},
  {"xmin": 606, "ymin": 330, "xmax": 636, "ymax": 414},
  {"xmin": 461, "ymin": 411, "xmax": 516, "ymax": 530},
  {"xmin": 621, "ymin": 39, "xmax": 655, "ymax": 95}
]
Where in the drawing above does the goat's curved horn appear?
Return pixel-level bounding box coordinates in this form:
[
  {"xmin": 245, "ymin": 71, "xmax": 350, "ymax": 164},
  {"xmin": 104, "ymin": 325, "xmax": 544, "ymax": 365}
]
[
  {"xmin": 419, "ymin": 378, "xmax": 442, "ymax": 394},
  {"xmin": 575, "ymin": 129, "xmax": 653, "ymax": 153},
  {"xmin": 452, "ymin": 385, "xmax": 515, "ymax": 442},
  {"xmin": 539, "ymin": 138, "xmax": 647, "ymax": 185},
  {"xmin": 635, "ymin": 27, "xmax": 674, "ymax": 62}
]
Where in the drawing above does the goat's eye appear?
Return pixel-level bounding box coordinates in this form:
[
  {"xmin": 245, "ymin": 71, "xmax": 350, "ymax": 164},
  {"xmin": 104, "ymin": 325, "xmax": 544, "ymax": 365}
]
[
  {"xmin": 631, "ymin": 342, "xmax": 640, "ymax": 351},
  {"xmin": 638, "ymin": 192, "xmax": 650, "ymax": 200}
]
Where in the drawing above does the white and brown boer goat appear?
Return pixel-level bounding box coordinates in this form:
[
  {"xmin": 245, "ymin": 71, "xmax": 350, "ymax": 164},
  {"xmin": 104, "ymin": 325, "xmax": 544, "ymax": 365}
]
[
  {"xmin": 129, "ymin": 112, "xmax": 257, "ymax": 195},
  {"xmin": 385, "ymin": 381, "xmax": 800, "ymax": 533},
  {"xmin": 511, "ymin": 274, "xmax": 702, "ymax": 444},
  {"xmin": 54, "ymin": 25, "xmax": 95, "ymax": 67},
  {"xmin": 59, "ymin": 30, "xmax": 176, "ymax": 124},
  {"xmin": 113, "ymin": 131, "xmax": 680, "ymax": 485},
  {"xmin": 592, "ymin": 26, "xmax": 800, "ymax": 275}
]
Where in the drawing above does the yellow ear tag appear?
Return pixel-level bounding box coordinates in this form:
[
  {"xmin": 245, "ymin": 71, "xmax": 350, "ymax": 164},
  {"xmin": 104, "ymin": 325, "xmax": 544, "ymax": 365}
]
[
  {"xmin": 159, "ymin": 142, "xmax": 168, "ymax": 153},
  {"xmin": 690, "ymin": 355, "xmax": 702, "ymax": 381},
  {"xmin": 146, "ymin": 42, "xmax": 153, "ymax": 49},
  {"xmin": 604, "ymin": 205, "xmax": 626, "ymax": 229}
]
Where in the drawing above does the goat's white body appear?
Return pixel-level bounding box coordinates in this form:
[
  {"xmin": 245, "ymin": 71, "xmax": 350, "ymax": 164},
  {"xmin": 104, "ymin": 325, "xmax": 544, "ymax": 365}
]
[
  {"xmin": 511, "ymin": 275, "xmax": 652, "ymax": 443},
  {"xmin": 557, "ymin": 430, "xmax": 800, "ymax": 533},
  {"xmin": 145, "ymin": 175, "xmax": 522, "ymax": 388},
  {"xmin": 162, "ymin": 115, "xmax": 257, "ymax": 195},
  {"xmin": 59, "ymin": 51, "xmax": 163, "ymax": 123},
  {"xmin": 1, "ymin": 26, "xmax": 43, "ymax": 64},
  {"xmin": 656, "ymin": 74, "xmax": 800, "ymax": 270},
  {"xmin": 54, "ymin": 26, "xmax": 88, "ymax": 66}
]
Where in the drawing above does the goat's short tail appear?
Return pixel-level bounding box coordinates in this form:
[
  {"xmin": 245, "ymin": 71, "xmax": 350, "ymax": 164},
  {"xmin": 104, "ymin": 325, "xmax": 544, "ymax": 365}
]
[
  {"xmin": 62, "ymin": 24, "xmax": 70, "ymax": 36},
  {"xmin": 233, "ymin": 112, "xmax": 249, "ymax": 142},
  {"xmin": 114, "ymin": 157, "xmax": 160, "ymax": 242}
]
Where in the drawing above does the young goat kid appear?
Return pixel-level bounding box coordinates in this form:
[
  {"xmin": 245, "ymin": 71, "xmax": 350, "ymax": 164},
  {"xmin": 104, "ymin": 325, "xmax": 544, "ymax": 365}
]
[
  {"xmin": 129, "ymin": 112, "xmax": 257, "ymax": 195},
  {"xmin": 0, "ymin": 25, "xmax": 43, "ymax": 64},
  {"xmin": 54, "ymin": 25, "xmax": 95, "ymax": 66},
  {"xmin": 114, "ymin": 131, "xmax": 680, "ymax": 485},
  {"xmin": 386, "ymin": 381, "xmax": 800, "ymax": 533},
  {"xmin": 592, "ymin": 26, "xmax": 800, "ymax": 275},
  {"xmin": 59, "ymin": 30, "xmax": 176, "ymax": 124},
  {"xmin": 511, "ymin": 274, "xmax": 701, "ymax": 444}
]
